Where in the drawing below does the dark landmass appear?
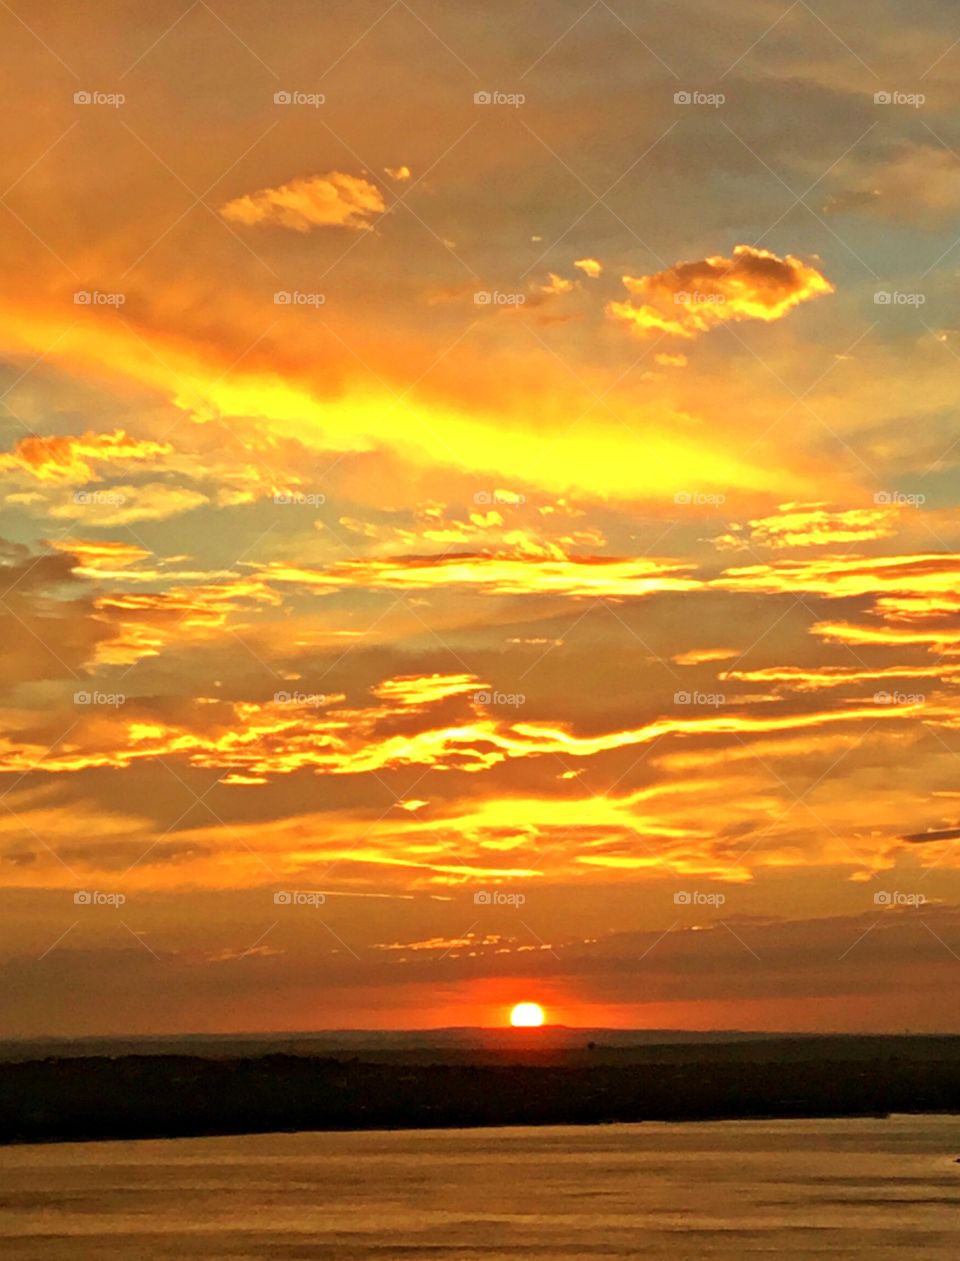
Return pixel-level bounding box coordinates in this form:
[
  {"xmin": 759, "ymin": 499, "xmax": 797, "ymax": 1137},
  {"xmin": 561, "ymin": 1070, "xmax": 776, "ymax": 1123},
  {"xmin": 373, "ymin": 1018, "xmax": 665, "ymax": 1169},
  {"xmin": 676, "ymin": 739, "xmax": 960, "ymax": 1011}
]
[
  {"xmin": 2, "ymin": 1034, "xmax": 960, "ymax": 1145},
  {"xmin": 0, "ymin": 1026, "xmax": 801, "ymax": 1063}
]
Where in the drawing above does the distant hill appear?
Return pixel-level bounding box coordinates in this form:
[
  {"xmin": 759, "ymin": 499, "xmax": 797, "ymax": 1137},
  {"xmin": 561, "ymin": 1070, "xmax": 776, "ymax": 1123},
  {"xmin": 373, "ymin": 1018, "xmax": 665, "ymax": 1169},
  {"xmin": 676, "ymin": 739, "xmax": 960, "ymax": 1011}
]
[{"xmin": 0, "ymin": 1026, "xmax": 820, "ymax": 1063}]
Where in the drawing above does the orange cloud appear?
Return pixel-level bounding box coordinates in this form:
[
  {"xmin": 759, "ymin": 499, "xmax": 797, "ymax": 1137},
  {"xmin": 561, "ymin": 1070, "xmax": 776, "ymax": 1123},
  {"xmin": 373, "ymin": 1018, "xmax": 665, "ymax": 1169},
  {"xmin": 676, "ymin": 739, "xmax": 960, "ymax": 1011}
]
[
  {"xmin": 0, "ymin": 430, "xmax": 172, "ymax": 483},
  {"xmin": 92, "ymin": 577, "xmax": 281, "ymax": 663},
  {"xmin": 0, "ymin": 690, "xmax": 924, "ymax": 785},
  {"xmin": 219, "ymin": 172, "xmax": 384, "ymax": 232},
  {"xmin": 717, "ymin": 553, "xmax": 960, "ymax": 598},
  {"xmin": 49, "ymin": 539, "xmax": 152, "ymax": 571},
  {"xmin": 721, "ymin": 664, "xmax": 960, "ymax": 692},
  {"xmin": 607, "ymin": 245, "xmax": 832, "ymax": 339}
]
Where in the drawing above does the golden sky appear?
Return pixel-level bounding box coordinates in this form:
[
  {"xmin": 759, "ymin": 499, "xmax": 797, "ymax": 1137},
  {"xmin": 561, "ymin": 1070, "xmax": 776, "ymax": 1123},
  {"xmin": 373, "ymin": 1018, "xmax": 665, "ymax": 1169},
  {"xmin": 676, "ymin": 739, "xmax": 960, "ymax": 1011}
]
[{"xmin": 3, "ymin": 0, "xmax": 960, "ymax": 1036}]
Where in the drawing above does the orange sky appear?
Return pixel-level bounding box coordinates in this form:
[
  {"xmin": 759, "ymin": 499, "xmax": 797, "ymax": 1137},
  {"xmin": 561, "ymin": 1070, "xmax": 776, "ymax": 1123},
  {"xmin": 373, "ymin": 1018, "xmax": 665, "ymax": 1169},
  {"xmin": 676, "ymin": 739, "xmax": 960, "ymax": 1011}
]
[{"xmin": 2, "ymin": 0, "xmax": 960, "ymax": 1036}]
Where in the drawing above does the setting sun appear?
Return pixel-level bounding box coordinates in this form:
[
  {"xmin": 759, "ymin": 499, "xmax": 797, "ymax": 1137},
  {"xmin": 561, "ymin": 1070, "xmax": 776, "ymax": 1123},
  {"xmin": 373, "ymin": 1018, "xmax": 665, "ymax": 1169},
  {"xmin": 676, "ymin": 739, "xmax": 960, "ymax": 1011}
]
[{"xmin": 510, "ymin": 1002, "xmax": 545, "ymax": 1028}]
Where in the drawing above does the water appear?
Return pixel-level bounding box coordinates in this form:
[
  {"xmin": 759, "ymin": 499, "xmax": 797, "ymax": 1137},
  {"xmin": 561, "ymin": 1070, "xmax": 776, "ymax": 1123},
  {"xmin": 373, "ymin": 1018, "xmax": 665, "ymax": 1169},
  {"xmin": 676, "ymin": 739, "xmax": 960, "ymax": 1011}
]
[{"xmin": 0, "ymin": 1116, "xmax": 958, "ymax": 1259}]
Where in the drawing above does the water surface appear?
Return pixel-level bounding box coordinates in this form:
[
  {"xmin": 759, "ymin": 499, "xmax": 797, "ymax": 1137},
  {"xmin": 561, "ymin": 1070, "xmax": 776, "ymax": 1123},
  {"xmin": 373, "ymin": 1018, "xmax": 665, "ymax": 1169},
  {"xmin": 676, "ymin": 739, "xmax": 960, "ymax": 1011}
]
[{"xmin": 1, "ymin": 1115, "xmax": 958, "ymax": 1259}]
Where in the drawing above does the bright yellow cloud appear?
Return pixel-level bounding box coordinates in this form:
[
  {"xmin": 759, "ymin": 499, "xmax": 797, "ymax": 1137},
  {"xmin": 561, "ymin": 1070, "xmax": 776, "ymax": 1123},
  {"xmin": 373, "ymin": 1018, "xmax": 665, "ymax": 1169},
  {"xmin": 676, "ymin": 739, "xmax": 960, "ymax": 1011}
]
[
  {"xmin": 711, "ymin": 503, "xmax": 899, "ymax": 550},
  {"xmin": 607, "ymin": 245, "xmax": 833, "ymax": 339},
  {"xmin": 219, "ymin": 171, "xmax": 384, "ymax": 232},
  {"xmin": 573, "ymin": 258, "xmax": 603, "ymax": 278},
  {"xmin": 252, "ymin": 553, "xmax": 702, "ymax": 598}
]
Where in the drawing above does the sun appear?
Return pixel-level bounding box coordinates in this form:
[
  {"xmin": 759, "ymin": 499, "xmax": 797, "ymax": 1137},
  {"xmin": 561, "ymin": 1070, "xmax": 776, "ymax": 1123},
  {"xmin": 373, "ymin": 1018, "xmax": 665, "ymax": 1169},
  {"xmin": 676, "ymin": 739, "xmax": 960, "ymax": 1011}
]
[{"xmin": 509, "ymin": 1001, "xmax": 545, "ymax": 1028}]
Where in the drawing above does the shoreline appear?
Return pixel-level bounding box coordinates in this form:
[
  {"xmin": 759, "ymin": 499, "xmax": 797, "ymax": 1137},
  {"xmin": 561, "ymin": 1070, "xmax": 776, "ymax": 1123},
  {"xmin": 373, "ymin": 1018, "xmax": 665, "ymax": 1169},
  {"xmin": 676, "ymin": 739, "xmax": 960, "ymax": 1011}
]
[
  {"xmin": 3, "ymin": 1037, "xmax": 960, "ymax": 1147},
  {"xmin": 5, "ymin": 1110, "xmax": 955, "ymax": 1150}
]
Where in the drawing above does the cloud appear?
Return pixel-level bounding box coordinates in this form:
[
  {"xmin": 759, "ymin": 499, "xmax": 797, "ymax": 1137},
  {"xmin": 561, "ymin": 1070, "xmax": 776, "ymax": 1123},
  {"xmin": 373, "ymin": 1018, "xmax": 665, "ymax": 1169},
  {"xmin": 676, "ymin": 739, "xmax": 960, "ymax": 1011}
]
[
  {"xmin": 252, "ymin": 553, "xmax": 701, "ymax": 599},
  {"xmin": 45, "ymin": 482, "xmax": 209, "ymax": 525},
  {"xmin": 219, "ymin": 172, "xmax": 384, "ymax": 233},
  {"xmin": 371, "ymin": 673, "xmax": 485, "ymax": 707},
  {"xmin": 721, "ymin": 664, "xmax": 959, "ymax": 693},
  {"xmin": 716, "ymin": 552, "xmax": 960, "ymax": 598},
  {"xmin": 49, "ymin": 539, "xmax": 153, "ymax": 573},
  {"xmin": 384, "ymin": 165, "xmax": 411, "ymax": 182},
  {"xmin": 825, "ymin": 145, "xmax": 960, "ymax": 226},
  {"xmin": 673, "ymin": 648, "xmax": 738, "ymax": 666},
  {"xmin": 538, "ymin": 273, "xmax": 575, "ymax": 296},
  {"xmin": 573, "ymin": 258, "xmax": 602, "ymax": 278},
  {"xmin": 711, "ymin": 503, "xmax": 899, "ymax": 551},
  {"xmin": 901, "ymin": 827, "xmax": 960, "ymax": 844},
  {"xmin": 607, "ymin": 245, "xmax": 832, "ymax": 340},
  {"xmin": 654, "ymin": 352, "xmax": 687, "ymax": 368},
  {"xmin": 0, "ymin": 430, "xmax": 172, "ymax": 483}
]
